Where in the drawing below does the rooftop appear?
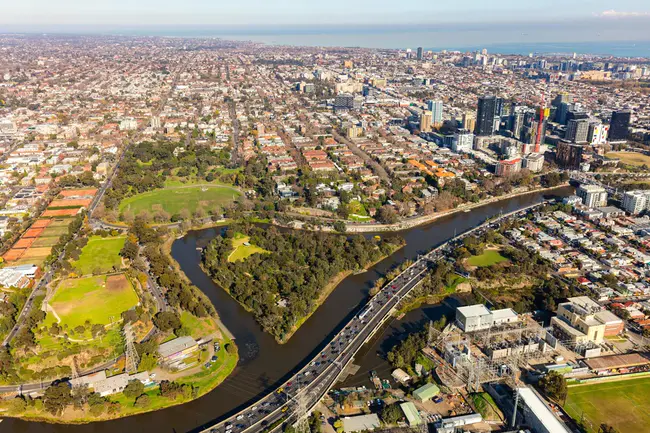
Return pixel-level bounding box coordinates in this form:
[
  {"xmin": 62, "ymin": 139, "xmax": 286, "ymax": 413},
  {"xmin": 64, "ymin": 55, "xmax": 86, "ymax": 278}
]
[{"xmin": 457, "ymin": 304, "xmax": 491, "ymax": 318}]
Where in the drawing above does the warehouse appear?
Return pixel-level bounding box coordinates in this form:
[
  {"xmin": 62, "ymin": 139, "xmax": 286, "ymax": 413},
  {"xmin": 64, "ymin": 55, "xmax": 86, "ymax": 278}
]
[{"xmin": 413, "ymin": 382, "xmax": 440, "ymax": 402}]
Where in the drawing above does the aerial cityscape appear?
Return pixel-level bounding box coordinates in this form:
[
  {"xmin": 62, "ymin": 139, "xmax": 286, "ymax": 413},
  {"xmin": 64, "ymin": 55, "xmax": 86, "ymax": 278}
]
[{"xmin": 0, "ymin": 3, "xmax": 650, "ymax": 433}]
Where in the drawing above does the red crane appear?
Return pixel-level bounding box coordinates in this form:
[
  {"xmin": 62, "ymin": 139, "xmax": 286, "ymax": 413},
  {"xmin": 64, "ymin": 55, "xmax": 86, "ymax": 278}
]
[{"xmin": 535, "ymin": 92, "xmax": 545, "ymax": 153}]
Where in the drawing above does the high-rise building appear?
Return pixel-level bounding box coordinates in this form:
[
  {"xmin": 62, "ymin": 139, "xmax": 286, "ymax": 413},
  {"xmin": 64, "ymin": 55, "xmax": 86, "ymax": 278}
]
[
  {"xmin": 420, "ymin": 111, "xmax": 433, "ymax": 133},
  {"xmin": 462, "ymin": 112, "xmax": 476, "ymax": 133},
  {"xmin": 566, "ymin": 119, "xmax": 590, "ymax": 143},
  {"xmin": 452, "ymin": 130, "xmax": 474, "ymax": 153},
  {"xmin": 622, "ymin": 190, "xmax": 650, "ymax": 215},
  {"xmin": 475, "ymin": 95, "xmax": 500, "ymax": 136},
  {"xmin": 334, "ymin": 93, "xmax": 354, "ymax": 110},
  {"xmin": 609, "ymin": 110, "xmax": 631, "ymax": 142},
  {"xmin": 427, "ymin": 100, "xmax": 443, "ymax": 126},
  {"xmin": 555, "ymin": 102, "xmax": 572, "ymax": 125},
  {"xmin": 577, "ymin": 185, "xmax": 608, "ymax": 208},
  {"xmin": 416, "ymin": 47, "xmax": 423, "ymax": 60},
  {"xmin": 556, "ymin": 141, "xmax": 583, "ymax": 169},
  {"xmin": 587, "ymin": 123, "xmax": 609, "ymax": 146}
]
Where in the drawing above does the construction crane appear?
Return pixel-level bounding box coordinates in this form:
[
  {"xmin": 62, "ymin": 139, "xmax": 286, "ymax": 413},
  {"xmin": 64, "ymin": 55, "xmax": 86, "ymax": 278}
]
[{"xmin": 534, "ymin": 91, "xmax": 546, "ymax": 154}]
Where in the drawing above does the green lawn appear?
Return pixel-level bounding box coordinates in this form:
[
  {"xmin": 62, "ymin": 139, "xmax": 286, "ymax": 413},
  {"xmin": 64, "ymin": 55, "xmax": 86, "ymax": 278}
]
[
  {"xmin": 227, "ymin": 233, "xmax": 270, "ymax": 263},
  {"xmin": 47, "ymin": 275, "xmax": 139, "ymax": 328},
  {"xmin": 605, "ymin": 151, "xmax": 650, "ymax": 167},
  {"xmin": 564, "ymin": 377, "xmax": 650, "ymax": 433},
  {"xmin": 180, "ymin": 311, "xmax": 219, "ymax": 339},
  {"xmin": 73, "ymin": 236, "xmax": 125, "ymax": 275},
  {"xmin": 119, "ymin": 185, "xmax": 240, "ymax": 217},
  {"xmin": 467, "ymin": 250, "xmax": 508, "ymax": 267}
]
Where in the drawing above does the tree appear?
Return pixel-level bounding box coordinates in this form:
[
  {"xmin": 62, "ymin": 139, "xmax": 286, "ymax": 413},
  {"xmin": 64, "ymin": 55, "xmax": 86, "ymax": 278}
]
[
  {"xmin": 9, "ymin": 396, "xmax": 27, "ymax": 413},
  {"xmin": 380, "ymin": 403, "xmax": 403, "ymax": 424},
  {"xmin": 138, "ymin": 352, "xmax": 158, "ymax": 372},
  {"xmin": 538, "ymin": 371, "xmax": 567, "ymax": 403},
  {"xmin": 333, "ymin": 221, "xmax": 346, "ymax": 233},
  {"xmin": 43, "ymin": 382, "xmax": 73, "ymax": 415},
  {"xmin": 376, "ymin": 205, "xmax": 398, "ymax": 224},
  {"xmin": 135, "ymin": 394, "xmax": 151, "ymax": 408},
  {"xmin": 152, "ymin": 311, "xmax": 181, "ymax": 332},
  {"xmin": 120, "ymin": 240, "xmax": 139, "ymax": 261},
  {"xmin": 123, "ymin": 380, "xmax": 145, "ymax": 399}
]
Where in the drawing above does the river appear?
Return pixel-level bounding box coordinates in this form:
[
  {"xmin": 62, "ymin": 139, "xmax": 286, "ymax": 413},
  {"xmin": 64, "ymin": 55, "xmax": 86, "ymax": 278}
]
[{"xmin": 1, "ymin": 186, "xmax": 573, "ymax": 433}]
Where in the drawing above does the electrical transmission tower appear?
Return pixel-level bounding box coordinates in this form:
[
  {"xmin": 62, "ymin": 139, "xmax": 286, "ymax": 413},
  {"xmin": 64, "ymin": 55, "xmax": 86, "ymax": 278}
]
[
  {"xmin": 124, "ymin": 323, "xmax": 140, "ymax": 374},
  {"xmin": 292, "ymin": 384, "xmax": 310, "ymax": 433}
]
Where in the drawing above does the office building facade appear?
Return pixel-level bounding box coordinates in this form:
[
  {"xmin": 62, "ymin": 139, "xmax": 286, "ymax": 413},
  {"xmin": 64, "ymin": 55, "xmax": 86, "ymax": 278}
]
[
  {"xmin": 566, "ymin": 118, "xmax": 590, "ymax": 143},
  {"xmin": 427, "ymin": 100, "xmax": 443, "ymax": 125},
  {"xmin": 609, "ymin": 109, "xmax": 631, "ymax": 141},
  {"xmin": 475, "ymin": 95, "xmax": 500, "ymax": 136}
]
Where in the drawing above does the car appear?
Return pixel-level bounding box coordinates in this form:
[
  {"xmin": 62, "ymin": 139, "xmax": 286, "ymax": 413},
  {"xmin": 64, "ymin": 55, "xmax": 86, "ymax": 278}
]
[
  {"xmin": 251, "ymin": 406, "xmax": 258, "ymax": 411},
  {"xmin": 286, "ymin": 382, "xmax": 293, "ymax": 387},
  {"xmin": 304, "ymin": 371, "xmax": 311, "ymax": 376},
  {"xmin": 236, "ymin": 415, "xmax": 244, "ymax": 421},
  {"xmin": 211, "ymin": 355, "xmax": 218, "ymax": 362},
  {"xmin": 277, "ymin": 388, "xmax": 284, "ymax": 394},
  {"xmin": 204, "ymin": 362, "xmax": 212, "ymax": 368},
  {"xmin": 282, "ymin": 406, "xmax": 289, "ymax": 412}
]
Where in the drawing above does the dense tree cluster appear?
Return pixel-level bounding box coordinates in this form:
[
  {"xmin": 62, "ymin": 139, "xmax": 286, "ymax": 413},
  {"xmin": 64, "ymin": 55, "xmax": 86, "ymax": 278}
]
[
  {"xmin": 103, "ymin": 141, "xmax": 231, "ymax": 212},
  {"xmin": 202, "ymin": 225, "xmax": 404, "ymax": 340},
  {"xmin": 129, "ymin": 218, "xmax": 214, "ymax": 318},
  {"xmin": 538, "ymin": 371, "xmax": 568, "ymax": 403}
]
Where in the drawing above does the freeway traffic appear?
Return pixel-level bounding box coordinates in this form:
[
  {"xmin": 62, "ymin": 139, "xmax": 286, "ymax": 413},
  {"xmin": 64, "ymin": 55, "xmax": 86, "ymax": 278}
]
[{"xmin": 199, "ymin": 200, "xmax": 551, "ymax": 433}]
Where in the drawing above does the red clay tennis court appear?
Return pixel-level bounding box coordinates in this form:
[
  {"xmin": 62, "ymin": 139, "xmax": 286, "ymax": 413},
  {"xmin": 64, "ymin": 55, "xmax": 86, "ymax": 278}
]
[
  {"xmin": 24, "ymin": 227, "xmax": 45, "ymax": 238},
  {"xmin": 31, "ymin": 219, "xmax": 52, "ymax": 229},
  {"xmin": 42, "ymin": 208, "xmax": 80, "ymax": 217},
  {"xmin": 59, "ymin": 188, "xmax": 97, "ymax": 197}
]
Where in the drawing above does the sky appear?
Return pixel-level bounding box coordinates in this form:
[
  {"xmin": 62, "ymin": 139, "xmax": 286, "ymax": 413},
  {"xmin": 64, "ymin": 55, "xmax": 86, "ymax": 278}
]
[{"xmin": 1, "ymin": 0, "xmax": 650, "ymax": 48}]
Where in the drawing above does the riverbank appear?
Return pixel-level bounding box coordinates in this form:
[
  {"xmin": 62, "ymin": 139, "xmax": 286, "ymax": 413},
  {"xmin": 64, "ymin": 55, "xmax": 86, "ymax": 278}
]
[
  {"xmin": 343, "ymin": 183, "xmax": 570, "ymax": 233},
  {"xmin": 279, "ymin": 241, "xmax": 405, "ymax": 344}
]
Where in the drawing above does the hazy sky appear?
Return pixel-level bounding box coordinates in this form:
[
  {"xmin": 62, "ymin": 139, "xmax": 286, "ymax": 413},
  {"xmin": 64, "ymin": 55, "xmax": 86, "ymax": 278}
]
[
  {"xmin": 1, "ymin": 1, "xmax": 649, "ymax": 48},
  {"xmin": 1, "ymin": 0, "xmax": 650, "ymax": 26}
]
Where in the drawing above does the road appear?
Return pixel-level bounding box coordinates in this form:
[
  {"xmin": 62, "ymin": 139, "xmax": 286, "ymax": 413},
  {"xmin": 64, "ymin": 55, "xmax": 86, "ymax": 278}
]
[
  {"xmin": 198, "ymin": 200, "xmax": 551, "ymax": 433},
  {"xmin": 229, "ymin": 101, "xmax": 241, "ymax": 164},
  {"xmin": 332, "ymin": 131, "xmax": 392, "ymax": 186}
]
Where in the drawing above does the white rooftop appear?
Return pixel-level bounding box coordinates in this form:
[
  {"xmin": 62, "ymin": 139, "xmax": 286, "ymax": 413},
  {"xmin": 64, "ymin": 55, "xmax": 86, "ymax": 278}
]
[
  {"xmin": 491, "ymin": 308, "xmax": 518, "ymax": 321},
  {"xmin": 457, "ymin": 304, "xmax": 491, "ymax": 318},
  {"xmin": 518, "ymin": 387, "xmax": 571, "ymax": 433}
]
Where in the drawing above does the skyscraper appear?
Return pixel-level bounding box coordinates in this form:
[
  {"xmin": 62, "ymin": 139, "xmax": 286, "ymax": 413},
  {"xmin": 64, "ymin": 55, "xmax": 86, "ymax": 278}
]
[
  {"xmin": 609, "ymin": 110, "xmax": 631, "ymax": 142},
  {"xmin": 475, "ymin": 96, "xmax": 500, "ymax": 136},
  {"xmin": 427, "ymin": 100, "xmax": 443, "ymax": 126},
  {"xmin": 417, "ymin": 47, "xmax": 423, "ymax": 60},
  {"xmin": 420, "ymin": 111, "xmax": 433, "ymax": 133},
  {"xmin": 566, "ymin": 118, "xmax": 589, "ymax": 143},
  {"xmin": 556, "ymin": 141, "xmax": 583, "ymax": 169},
  {"xmin": 462, "ymin": 112, "xmax": 476, "ymax": 133}
]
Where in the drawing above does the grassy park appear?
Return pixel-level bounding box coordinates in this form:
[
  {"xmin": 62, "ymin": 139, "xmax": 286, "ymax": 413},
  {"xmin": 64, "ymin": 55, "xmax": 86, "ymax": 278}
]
[
  {"xmin": 564, "ymin": 377, "xmax": 650, "ymax": 433},
  {"xmin": 227, "ymin": 232, "xmax": 269, "ymax": 263},
  {"xmin": 466, "ymin": 249, "xmax": 508, "ymax": 267},
  {"xmin": 46, "ymin": 274, "xmax": 139, "ymax": 328},
  {"xmin": 119, "ymin": 184, "xmax": 240, "ymax": 217},
  {"xmin": 73, "ymin": 235, "xmax": 125, "ymax": 275},
  {"xmin": 605, "ymin": 151, "xmax": 650, "ymax": 167}
]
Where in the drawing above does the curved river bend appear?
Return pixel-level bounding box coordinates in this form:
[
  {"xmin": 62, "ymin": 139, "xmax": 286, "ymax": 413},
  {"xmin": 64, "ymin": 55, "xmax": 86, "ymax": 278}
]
[{"xmin": 2, "ymin": 187, "xmax": 572, "ymax": 433}]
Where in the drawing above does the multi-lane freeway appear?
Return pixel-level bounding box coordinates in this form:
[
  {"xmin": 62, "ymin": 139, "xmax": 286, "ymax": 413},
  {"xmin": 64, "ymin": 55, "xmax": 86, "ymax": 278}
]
[{"xmin": 199, "ymin": 200, "xmax": 552, "ymax": 433}]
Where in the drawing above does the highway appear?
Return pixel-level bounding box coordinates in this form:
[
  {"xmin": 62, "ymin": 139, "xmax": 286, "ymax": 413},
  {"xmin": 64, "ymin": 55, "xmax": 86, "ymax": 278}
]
[{"xmin": 198, "ymin": 200, "xmax": 551, "ymax": 433}]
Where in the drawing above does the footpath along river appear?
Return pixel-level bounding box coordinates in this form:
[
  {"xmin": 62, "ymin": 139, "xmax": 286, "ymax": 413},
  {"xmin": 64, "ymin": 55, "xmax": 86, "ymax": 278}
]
[{"xmin": 1, "ymin": 186, "xmax": 573, "ymax": 433}]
